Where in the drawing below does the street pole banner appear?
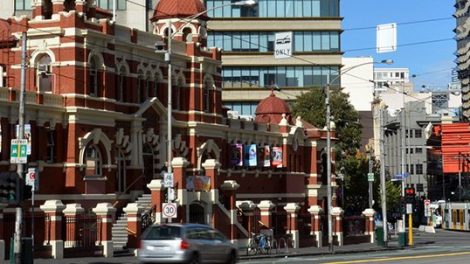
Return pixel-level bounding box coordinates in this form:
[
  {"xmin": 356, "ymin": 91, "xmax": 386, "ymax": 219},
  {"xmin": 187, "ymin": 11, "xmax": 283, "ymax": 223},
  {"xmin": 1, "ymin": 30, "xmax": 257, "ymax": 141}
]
[{"xmin": 274, "ymin": 32, "xmax": 293, "ymax": 59}]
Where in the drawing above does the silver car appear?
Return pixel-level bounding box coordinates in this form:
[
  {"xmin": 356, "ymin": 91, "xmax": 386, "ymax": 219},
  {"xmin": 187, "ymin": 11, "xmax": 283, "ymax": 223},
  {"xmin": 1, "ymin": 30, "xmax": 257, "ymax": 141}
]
[{"xmin": 138, "ymin": 223, "xmax": 238, "ymax": 264}]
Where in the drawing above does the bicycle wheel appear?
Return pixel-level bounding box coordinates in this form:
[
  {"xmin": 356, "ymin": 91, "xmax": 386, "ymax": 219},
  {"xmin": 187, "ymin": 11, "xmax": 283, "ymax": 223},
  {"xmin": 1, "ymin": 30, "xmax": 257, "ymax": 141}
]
[{"xmin": 247, "ymin": 241, "xmax": 257, "ymax": 256}]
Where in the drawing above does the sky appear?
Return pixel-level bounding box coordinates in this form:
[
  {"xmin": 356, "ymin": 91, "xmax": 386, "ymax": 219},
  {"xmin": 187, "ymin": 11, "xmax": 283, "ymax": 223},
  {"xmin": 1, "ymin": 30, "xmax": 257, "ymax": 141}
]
[{"xmin": 341, "ymin": 0, "xmax": 455, "ymax": 91}]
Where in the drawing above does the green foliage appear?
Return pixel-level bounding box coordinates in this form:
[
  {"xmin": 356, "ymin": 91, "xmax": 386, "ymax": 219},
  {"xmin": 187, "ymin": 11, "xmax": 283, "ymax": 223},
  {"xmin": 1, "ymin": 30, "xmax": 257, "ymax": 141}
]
[
  {"xmin": 341, "ymin": 153, "xmax": 370, "ymax": 212},
  {"xmin": 292, "ymin": 88, "xmax": 362, "ymax": 155},
  {"xmin": 375, "ymin": 180, "xmax": 402, "ymax": 211}
]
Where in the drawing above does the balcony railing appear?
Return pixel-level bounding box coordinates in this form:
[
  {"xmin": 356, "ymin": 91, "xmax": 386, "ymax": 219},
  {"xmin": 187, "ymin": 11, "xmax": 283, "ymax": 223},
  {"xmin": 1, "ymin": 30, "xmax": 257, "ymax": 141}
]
[{"xmin": 0, "ymin": 87, "xmax": 63, "ymax": 107}]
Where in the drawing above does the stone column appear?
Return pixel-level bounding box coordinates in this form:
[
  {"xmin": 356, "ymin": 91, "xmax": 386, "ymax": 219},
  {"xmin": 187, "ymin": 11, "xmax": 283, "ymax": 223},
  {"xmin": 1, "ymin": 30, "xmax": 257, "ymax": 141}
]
[
  {"xmin": 40, "ymin": 200, "xmax": 66, "ymax": 259},
  {"xmin": 92, "ymin": 203, "xmax": 116, "ymax": 257},
  {"xmin": 63, "ymin": 203, "xmax": 84, "ymax": 248},
  {"xmin": 257, "ymin": 200, "xmax": 274, "ymax": 229},
  {"xmin": 220, "ymin": 180, "xmax": 240, "ymax": 241},
  {"xmin": 307, "ymin": 205, "xmax": 323, "ymax": 248},
  {"xmin": 0, "ymin": 202, "xmax": 7, "ymax": 262},
  {"xmin": 147, "ymin": 179, "xmax": 163, "ymax": 224},
  {"xmin": 284, "ymin": 203, "xmax": 300, "ymax": 249},
  {"xmin": 331, "ymin": 207, "xmax": 344, "ymax": 246},
  {"xmin": 236, "ymin": 200, "xmax": 256, "ymax": 235},
  {"xmin": 172, "ymin": 157, "xmax": 189, "ymax": 223},
  {"xmin": 51, "ymin": 0, "xmax": 65, "ymax": 14},
  {"xmin": 362, "ymin": 208, "xmax": 375, "ymax": 243},
  {"xmin": 202, "ymin": 159, "xmax": 220, "ymax": 190},
  {"xmin": 123, "ymin": 203, "xmax": 143, "ymax": 249}
]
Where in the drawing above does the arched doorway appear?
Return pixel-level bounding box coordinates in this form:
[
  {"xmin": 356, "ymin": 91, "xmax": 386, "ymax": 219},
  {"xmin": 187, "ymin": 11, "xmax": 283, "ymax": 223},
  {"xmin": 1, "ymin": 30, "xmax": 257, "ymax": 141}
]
[{"xmin": 189, "ymin": 203, "xmax": 206, "ymax": 224}]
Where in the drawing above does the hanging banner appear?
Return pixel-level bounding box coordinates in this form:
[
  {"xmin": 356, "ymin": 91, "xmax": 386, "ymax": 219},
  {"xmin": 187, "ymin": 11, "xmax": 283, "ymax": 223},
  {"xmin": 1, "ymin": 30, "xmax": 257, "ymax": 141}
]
[
  {"xmin": 263, "ymin": 145, "xmax": 271, "ymax": 167},
  {"xmin": 271, "ymin": 146, "xmax": 283, "ymax": 168},
  {"xmin": 186, "ymin": 176, "xmax": 211, "ymax": 192},
  {"xmin": 244, "ymin": 144, "xmax": 257, "ymax": 167},
  {"xmin": 230, "ymin": 144, "xmax": 243, "ymax": 166}
]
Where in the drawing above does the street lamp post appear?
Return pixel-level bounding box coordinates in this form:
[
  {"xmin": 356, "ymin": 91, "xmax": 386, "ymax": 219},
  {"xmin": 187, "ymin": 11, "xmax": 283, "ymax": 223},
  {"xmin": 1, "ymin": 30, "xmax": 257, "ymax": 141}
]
[
  {"xmin": 325, "ymin": 59, "xmax": 393, "ymax": 251},
  {"xmin": 159, "ymin": 0, "xmax": 256, "ymax": 223}
]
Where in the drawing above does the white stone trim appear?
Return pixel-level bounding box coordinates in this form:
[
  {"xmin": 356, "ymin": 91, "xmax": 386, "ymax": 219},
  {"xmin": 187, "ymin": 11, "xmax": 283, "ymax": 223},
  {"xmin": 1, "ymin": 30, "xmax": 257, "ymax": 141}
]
[{"xmin": 238, "ymin": 193, "xmax": 305, "ymax": 199}]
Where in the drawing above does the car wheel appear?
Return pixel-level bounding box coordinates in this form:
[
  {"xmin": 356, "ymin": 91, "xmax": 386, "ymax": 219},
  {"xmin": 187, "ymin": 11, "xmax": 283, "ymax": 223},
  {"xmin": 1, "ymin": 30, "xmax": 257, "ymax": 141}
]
[
  {"xmin": 187, "ymin": 253, "xmax": 200, "ymax": 264},
  {"xmin": 226, "ymin": 250, "xmax": 237, "ymax": 264}
]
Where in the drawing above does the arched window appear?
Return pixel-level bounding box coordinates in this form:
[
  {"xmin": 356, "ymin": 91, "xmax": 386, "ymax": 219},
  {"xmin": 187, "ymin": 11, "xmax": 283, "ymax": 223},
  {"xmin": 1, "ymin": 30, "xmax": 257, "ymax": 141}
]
[
  {"xmin": 144, "ymin": 73, "xmax": 151, "ymax": 101},
  {"xmin": 36, "ymin": 54, "xmax": 52, "ymax": 92},
  {"xmin": 44, "ymin": 0, "xmax": 52, "ymax": 19},
  {"xmin": 115, "ymin": 148, "xmax": 126, "ymax": 193},
  {"xmin": 89, "ymin": 57, "xmax": 99, "ymax": 96},
  {"xmin": 116, "ymin": 65, "xmax": 126, "ymax": 102},
  {"xmin": 182, "ymin": 27, "xmax": 192, "ymax": 42},
  {"xmin": 143, "ymin": 143, "xmax": 155, "ymax": 182},
  {"xmin": 137, "ymin": 70, "xmax": 144, "ymax": 103},
  {"xmin": 85, "ymin": 145, "xmax": 102, "ymax": 177},
  {"xmin": 153, "ymin": 73, "xmax": 159, "ymax": 98},
  {"xmin": 203, "ymin": 78, "xmax": 213, "ymax": 113}
]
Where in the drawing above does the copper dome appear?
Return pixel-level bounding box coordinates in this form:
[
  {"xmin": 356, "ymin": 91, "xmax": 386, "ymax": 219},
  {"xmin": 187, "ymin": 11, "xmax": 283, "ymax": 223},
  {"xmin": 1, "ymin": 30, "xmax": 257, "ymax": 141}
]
[
  {"xmin": 255, "ymin": 92, "xmax": 292, "ymax": 125},
  {"xmin": 151, "ymin": 0, "xmax": 209, "ymax": 22}
]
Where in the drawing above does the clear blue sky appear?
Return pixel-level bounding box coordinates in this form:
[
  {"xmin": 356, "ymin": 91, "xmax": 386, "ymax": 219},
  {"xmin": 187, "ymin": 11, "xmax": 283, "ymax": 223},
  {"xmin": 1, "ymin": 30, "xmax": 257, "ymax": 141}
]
[{"xmin": 341, "ymin": 0, "xmax": 455, "ymax": 91}]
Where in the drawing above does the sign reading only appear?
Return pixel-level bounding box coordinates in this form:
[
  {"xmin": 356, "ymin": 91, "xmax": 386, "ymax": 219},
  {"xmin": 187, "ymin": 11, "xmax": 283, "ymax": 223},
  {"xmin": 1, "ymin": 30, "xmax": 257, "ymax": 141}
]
[{"xmin": 274, "ymin": 32, "xmax": 293, "ymax": 59}]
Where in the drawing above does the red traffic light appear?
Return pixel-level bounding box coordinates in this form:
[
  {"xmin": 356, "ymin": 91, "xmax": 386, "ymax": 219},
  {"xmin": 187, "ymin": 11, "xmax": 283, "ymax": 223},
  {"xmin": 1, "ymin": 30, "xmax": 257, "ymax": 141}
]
[{"xmin": 405, "ymin": 187, "xmax": 415, "ymax": 196}]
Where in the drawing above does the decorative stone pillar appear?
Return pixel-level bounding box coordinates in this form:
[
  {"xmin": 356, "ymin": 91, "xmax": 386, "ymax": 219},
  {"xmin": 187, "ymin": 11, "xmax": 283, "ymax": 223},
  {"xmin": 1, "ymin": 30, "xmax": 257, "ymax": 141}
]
[
  {"xmin": 220, "ymin": 180, "xmax": 240, "ymax": 241},
  {"xmin": 362, "ymin": 208, "xmax": 375, "ymax": 243},
  {"xmin": 0, "ymin": 202, "xmax": 7, "ymax": 262},
  {"xmin": 331, "ymin": 207, "xmax": 344, "ymax": 246},
  {"xmin": 92, "ymin": 203, "xmax": 116, "ymax": 257},
  {"xmin": 63, "ymin": 203, "xmax": 84, "ymax": 248},
  {"xmin": 284, "ymin": 203, "xmax": 300, "ymax": 249},
  {"xmin": 52, "ymin": 0, "xmax": 65, "ymax": 14},
  {"xmin": 147, "ymin": 179, "xmax": 164, "ymax": 224},
  {"xmin": 307, "ymin": 205, "xmax": 323, "ymax": 248},
  {"xmin": 40, "ymin": 200, "xmax": 65, "ymax": 259},
  {"xmin": 236, "ymin": 200, "xmax": 256, "ymax": 235},
  {"xmin": 172, "ymin": 157, "xmax": 189, "ymax": 222},
  {"xmin": 123, "ymin": 203, "xmax": 143, "ymax": 250},
  {"xmin": 257, "ymin": 200, "xmax": 274, "ymax": 229},
  {"xmin": 202, "ymin": 159, "xmax": 221, "ymax": 189}
]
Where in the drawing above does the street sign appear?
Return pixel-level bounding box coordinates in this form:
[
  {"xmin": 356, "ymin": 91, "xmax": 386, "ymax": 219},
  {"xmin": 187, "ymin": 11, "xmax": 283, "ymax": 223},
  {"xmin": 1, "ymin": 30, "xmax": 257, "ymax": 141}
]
[
  {"xmin": 391, "ymin": 173, "xmax": 409, "ymax": 181},
  {"xmin": 168, "ymin": 187, "xmax": 175, "ymax": 201},
  {"xmin": 162, "ymin": 202, "xmax": 177, "ymax": 218},
  {"xmin": 163, "ymin": 173, "xmax": 173, "ymax": 188},
  {"xmin": 424, "ymin": 199, "xmax": 431, "ymax": 217},
  {"xmin": 10, "ymin": 139, "xmax": 28, "ymax": 164},
  {"xmin": 274, "ymin": 32, "xmax": 293, "ymax": 59},
  {"xmin": 26, "ymin": 167, "xmax": 39, "ymax": 191},
  {"xmin": 367, "ymin": 173, "xmax": 374, "ymax": 182},
  {"xmin": 406, "ymin": 203, "xmax": 413, "ymax": 214}
]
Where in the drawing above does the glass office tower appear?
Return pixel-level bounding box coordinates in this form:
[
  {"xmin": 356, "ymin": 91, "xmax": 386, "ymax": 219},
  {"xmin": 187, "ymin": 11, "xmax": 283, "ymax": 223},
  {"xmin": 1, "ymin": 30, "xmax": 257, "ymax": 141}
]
[{"xmin": 206, "ymin": 0, "xmax": 342, "ymax": 117}]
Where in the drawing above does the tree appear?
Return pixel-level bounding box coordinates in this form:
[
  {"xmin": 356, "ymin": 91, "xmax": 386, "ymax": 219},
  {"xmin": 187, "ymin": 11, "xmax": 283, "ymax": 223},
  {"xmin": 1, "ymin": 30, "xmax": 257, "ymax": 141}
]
[
  {"xmin": 341, "ymin": 153, "xmax": 370, "ymax": 215},
  {"xmin": 292, "ymin": 88, "xmax": 362, "ymax": 156}
]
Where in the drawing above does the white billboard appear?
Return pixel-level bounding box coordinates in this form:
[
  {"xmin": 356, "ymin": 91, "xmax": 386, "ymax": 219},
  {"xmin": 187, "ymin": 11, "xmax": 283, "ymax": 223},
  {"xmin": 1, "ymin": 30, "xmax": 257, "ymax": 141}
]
[{"xmin": 376, "ymin": 23, "xmax": 397, "ymax": 53}]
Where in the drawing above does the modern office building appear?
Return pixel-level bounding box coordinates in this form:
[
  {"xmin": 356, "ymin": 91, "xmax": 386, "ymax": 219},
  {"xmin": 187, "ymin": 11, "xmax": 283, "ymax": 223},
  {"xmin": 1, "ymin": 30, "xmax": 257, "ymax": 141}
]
[
  {"xmin": 373, "ymin": 67, "xmax": 412, "ymax": 95},
  {"xmin": 205, "ymin": 0, "xmax": 342, "ymax": 117},
  {"xmin": 455, "ymin": 0, "xmax": 469, "ymax": 119}
]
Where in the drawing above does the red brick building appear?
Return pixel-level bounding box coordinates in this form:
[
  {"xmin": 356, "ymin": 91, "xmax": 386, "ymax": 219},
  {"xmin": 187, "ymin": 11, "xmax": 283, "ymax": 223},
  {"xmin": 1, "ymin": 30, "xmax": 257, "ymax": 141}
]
[{"xmin": 0, "ymin": 0, "xmax": 349, "ymax": 259}]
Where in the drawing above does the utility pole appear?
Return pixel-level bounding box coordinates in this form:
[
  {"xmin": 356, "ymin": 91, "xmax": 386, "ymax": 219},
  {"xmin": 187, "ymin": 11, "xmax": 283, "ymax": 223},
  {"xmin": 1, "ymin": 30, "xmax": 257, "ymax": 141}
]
[
  {"xmin": 379, "ymin": 108, "xmax": 388, "ymax": 246},
  {"xmin": 165, "ymin": 20, "xmax": 173, "ymax": 224},
  {"xmin": 401, "ymin": 97, "xmax": 406, "ymax": 234},
  {"xmin": 14, "ymin": 31, "xmax": 27, "ymax": 264},
  {"xmin": 368, "ymin": 152, "xmax": 373, "ymax": 208},
  {"xmin": 326, "ymin": 75, "xmax": 333, "ymax": 252}
]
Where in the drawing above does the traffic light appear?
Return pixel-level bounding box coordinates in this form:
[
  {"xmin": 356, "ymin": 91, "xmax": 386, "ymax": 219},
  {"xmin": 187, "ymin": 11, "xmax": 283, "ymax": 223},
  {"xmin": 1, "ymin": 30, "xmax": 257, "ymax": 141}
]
[
  {"xmin": 6, "ymin": 174, "xmax": 17, "ymax": 202},
  {"xmin": 22, "ymin": 183, "xmax": 32, "ymax": 200},
  {"xmin": 0, "ymin": 179, "xmax": 8, "ymax": 201},
  {"xmin": 405, "ymin": 187, "xmax": 415, "ymax": 203}
]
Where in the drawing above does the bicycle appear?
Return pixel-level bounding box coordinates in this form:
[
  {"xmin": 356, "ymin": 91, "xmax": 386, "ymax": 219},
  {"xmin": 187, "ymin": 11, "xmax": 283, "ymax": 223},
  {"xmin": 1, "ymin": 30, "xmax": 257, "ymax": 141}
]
[{"xmin": 247, "ymin": 232, "xmax": 274, "ymax": 255}]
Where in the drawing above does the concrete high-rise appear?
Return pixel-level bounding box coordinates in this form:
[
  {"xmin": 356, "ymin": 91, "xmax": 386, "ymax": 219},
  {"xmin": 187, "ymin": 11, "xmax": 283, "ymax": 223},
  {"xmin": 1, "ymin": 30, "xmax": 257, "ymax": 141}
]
[{"xmin": 455, "ymin": 0, "xmax": 470, "ymax": 119}]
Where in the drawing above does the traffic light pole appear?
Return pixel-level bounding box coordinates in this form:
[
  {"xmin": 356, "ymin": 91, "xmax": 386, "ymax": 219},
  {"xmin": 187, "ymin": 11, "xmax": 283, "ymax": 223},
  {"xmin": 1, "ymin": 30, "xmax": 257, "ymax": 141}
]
[{"xmin": 14, "ymin": 31, "xmax": 27, "ymax": 264}]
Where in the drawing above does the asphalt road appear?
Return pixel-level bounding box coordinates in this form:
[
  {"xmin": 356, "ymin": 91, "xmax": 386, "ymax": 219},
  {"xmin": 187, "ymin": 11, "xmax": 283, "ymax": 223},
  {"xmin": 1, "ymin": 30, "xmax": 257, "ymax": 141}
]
[{"xmin": 32, "ymin": 229, "xmax": 470, "ymax": 264}]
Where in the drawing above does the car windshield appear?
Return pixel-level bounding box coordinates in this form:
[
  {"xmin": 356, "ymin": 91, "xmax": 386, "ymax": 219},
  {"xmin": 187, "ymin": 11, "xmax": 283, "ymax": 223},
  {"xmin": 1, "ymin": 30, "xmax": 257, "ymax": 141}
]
[{"xmin": 143, "ymin": 225, "xmax": 182, "ymax": 240}]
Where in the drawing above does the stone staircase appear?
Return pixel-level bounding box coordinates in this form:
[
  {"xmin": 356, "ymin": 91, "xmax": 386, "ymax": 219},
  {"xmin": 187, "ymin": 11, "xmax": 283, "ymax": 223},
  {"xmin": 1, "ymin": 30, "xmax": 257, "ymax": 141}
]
[{"xmin": 112, "ymin": 193, "xmax": 152, "ymax": 251}]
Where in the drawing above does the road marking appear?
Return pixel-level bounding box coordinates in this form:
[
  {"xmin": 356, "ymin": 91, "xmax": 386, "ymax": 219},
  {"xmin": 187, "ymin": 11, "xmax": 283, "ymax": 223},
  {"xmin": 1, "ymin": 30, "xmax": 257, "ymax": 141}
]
[{"xmin": 324, "ymin": 251, "xmax": 470, "ymax": 264}]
